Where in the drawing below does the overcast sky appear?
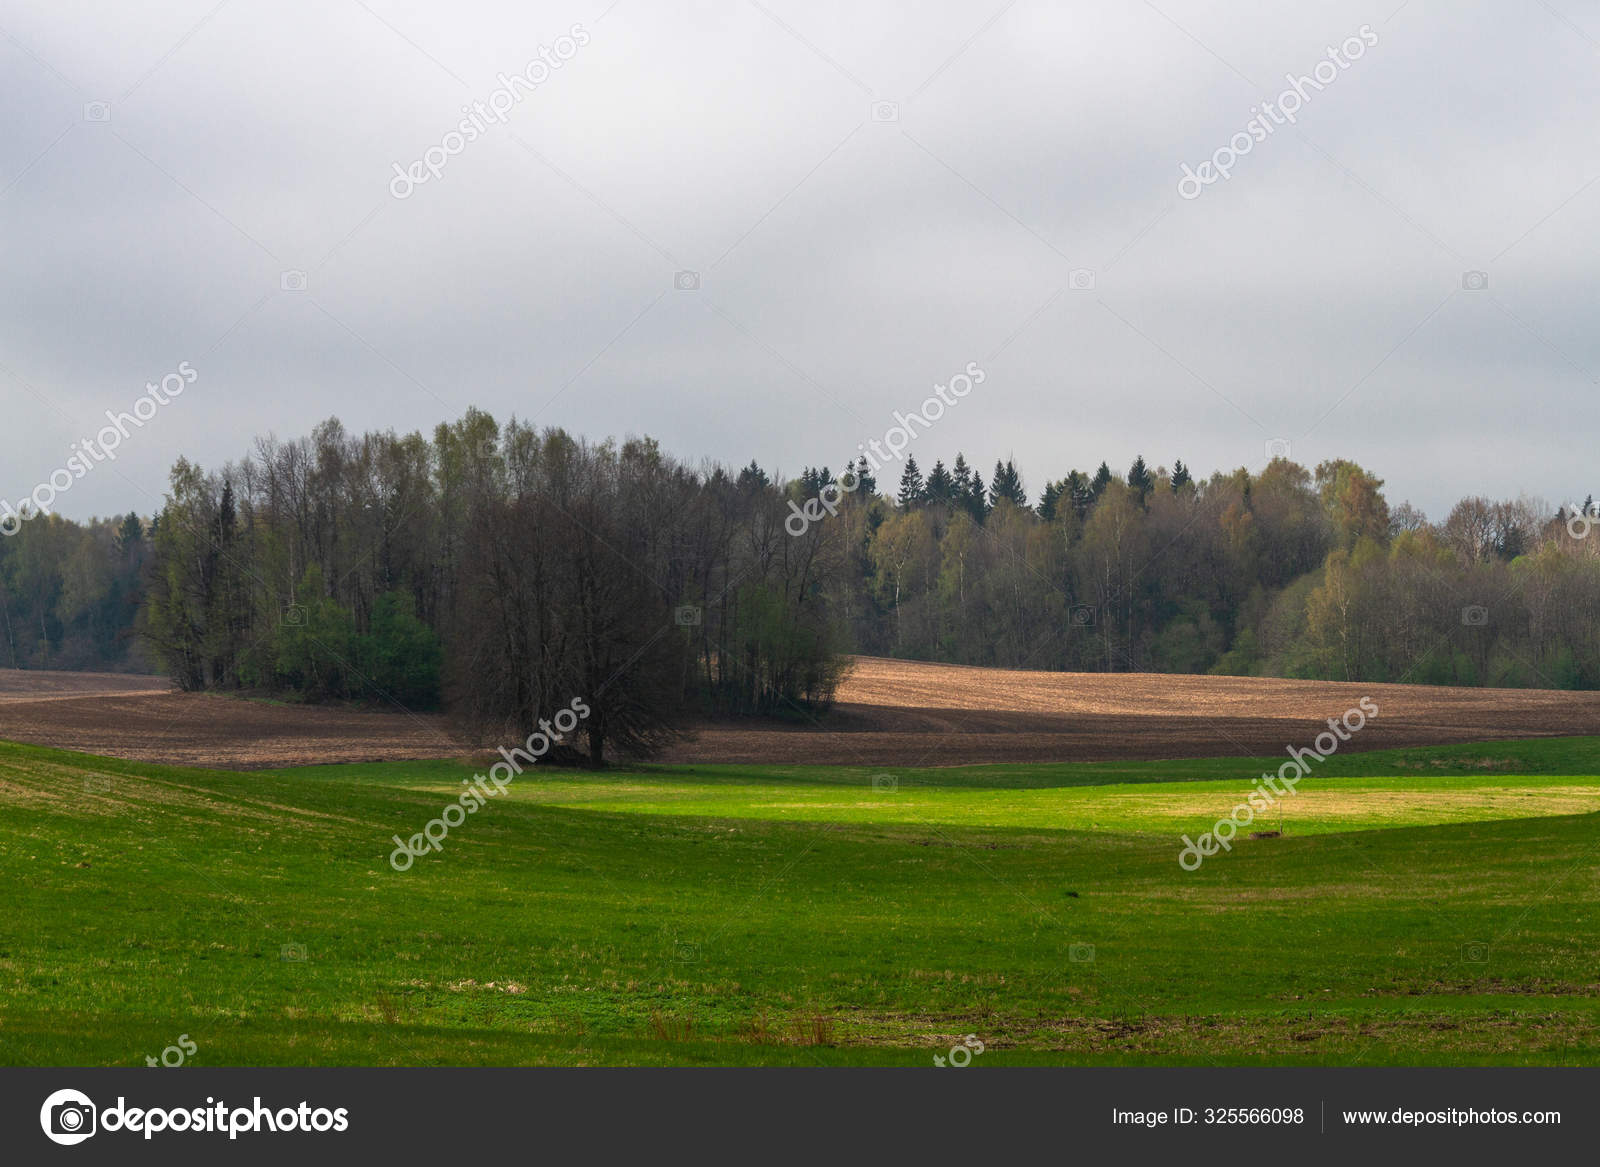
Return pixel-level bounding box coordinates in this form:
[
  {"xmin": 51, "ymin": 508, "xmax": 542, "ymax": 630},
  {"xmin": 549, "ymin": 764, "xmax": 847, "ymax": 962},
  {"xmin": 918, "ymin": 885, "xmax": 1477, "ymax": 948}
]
[{"xmin": 3, "ymin": 0, "xmax": 1597, "ymax": 523}]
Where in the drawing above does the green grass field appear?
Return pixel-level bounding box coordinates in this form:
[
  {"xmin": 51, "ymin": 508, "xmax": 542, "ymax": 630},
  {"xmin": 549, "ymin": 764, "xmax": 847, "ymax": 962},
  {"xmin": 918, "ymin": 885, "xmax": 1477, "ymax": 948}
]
[{"xmin": 2, "ymin": 735, "xmax": 1598, "ymax": 1066}]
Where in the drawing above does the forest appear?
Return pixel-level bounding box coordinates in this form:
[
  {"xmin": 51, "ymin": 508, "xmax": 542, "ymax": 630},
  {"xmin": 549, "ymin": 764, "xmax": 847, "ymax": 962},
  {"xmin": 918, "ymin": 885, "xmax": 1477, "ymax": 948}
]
[{"xmin": 3, "ymin": 409, "xmax": 1597, "ymax": 757}]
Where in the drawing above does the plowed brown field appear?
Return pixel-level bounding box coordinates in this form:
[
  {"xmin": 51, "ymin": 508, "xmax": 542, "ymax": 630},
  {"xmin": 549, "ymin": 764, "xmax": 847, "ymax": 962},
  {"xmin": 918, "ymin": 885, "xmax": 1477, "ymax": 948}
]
[
  {"xmin": 0, "ymin": 670, "xmax": 462, "ymax": 768},
  {"xmin": 656, "ymin": 657, "xmax": 1600, "ymax": 765},
  {"xmin": 1, "ymin": 657, "xmax": 1596, "ymax": 768}
]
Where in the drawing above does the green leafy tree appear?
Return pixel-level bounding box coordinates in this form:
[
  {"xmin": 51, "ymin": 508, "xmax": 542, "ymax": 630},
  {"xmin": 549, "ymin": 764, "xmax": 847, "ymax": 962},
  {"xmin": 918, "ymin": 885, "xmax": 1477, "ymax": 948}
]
[
  {"xmin": 1315, "ymin": 459, "xmax": 1391, "ymax": 549},
  {"xmin": 358, "ymin": 591, "xmax": 443, "ymax": 708},
  {"xmin": 272, "ymin": 565, "xmax": 357, "ymax": 701},
  {"xmin": 142, "ymin": 460, "xmax": 217, "ymax": 690}
]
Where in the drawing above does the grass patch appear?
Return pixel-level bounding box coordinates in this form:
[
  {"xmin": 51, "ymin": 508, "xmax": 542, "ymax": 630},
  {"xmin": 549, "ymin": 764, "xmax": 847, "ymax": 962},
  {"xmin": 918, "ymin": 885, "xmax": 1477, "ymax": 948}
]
[{"xmin": 1, "ymin": 737, "xmax": 1597, "ymax": 1066}]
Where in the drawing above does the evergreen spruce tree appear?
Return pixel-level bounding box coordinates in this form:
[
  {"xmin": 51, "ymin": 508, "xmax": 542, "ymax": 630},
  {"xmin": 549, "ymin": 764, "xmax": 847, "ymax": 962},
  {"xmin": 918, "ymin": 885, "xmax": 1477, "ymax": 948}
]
[
  {"xmin": 1171, "ymin": 459, "xmax": 1192, "ymax": 492},
  {"xmin": 1090, "ymin": 461, "xmax": 1113, "ymax": 499},
  {"xmin": 852, "ymin": 455, "xmax": 877, "ymax": 497},
  {"xmin": 1038, "ymin": 479, "xmax": 1063, "ymax": 521},
  {"xmin": 1066, "ymin": 470, "xmax": 1092, "ymax": 519},
  {"xmin": 990, "ymin": 459, "xmax": 1027, "ymax": 509},
  {"xmin": 925, "ymin": 459, "xmax": 955, "ymax": 506},
  {"xmin": 1128, "ymin": 454, "xmax": 1153, "ymax": 505},
  {"xmin": 736, "ymin": 460, "xmax": 769, "ymax": 493},
  {"xmin": 897, "ymin": 455, "xmax": 927, "ymax": 509},
  {"xmin": 965, "ymin": 467, "xmax": 988, "ymax": 522},
  {"xmin": 115, "ymin": 513, "xmax": 145, "ymax": 558},
  {"xmin": 952, "ymin": 453, "xmax": 973, "ymax": 496}
]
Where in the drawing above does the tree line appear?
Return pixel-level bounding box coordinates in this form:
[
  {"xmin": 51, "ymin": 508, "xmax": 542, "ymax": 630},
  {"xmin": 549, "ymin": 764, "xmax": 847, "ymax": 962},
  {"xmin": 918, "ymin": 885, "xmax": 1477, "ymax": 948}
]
[
  {"xmin": 5, "ymin": 411, "xmax": 1598, "ymax": 761},
  {"xmin": 850, "ymin": 452, "xmax": 1599, "ymax": 689},
  {"xmin": 0, "ymin": 512, "xmax": 148, "ymax": 671},
  {"xmin": 134, "ymin": 411, "xmax": 847, "ymax": 762}
]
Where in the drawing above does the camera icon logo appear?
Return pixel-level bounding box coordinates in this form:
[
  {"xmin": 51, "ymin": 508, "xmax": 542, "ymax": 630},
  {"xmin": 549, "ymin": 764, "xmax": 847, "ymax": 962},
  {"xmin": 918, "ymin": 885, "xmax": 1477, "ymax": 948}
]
[
  {"xmin": 871, "ymin": 773, "xmax": 898, "ymax": 792},
  {"xmin": 479, "ymin": 438, "xmax": 500, "ymax": 459},
  {"xmin": 280, "ymin": 269, "xmax": 308, "ymax": 292},
  {"xmin": 282, "ymin": 602, "xmax": 308, "ymax": 627},
  {"xmin": 674, "ymin": 270, "xmax": 700, "ymax": 291},
  {"xmin": 674, "ymin": 605, "xmax": 702, "ymax": 627},
  {"xmin": 83, "ymin": 775, "xmax": 112, "ymax": 794},
  {"xmin": 1069, "ymin": 603, "xmax": 1095, "ymax": 627},
  {"xmin": 1461, "ymin": 270, "xmax": 1489, "ymax": 291},
  {"xmin": 1461, "ymin": 605, "xmax": 1489, "ymax": 627},
  {"xmin": 1462, "ymin": 941, "xmax": 1489, "ymax": 963},
  {"xmin": 1068, "ymin": 268, "xmax": 1096, "ymax": 291},
  {"xmin": 83, "ymin": 102, "xmax": 111, "ymax": 123},
  {"xmin": 40, "ymin": 1088, "xmax": 97, "ymax": 1145},
  {"xmin": 280, "ymin": 942, "xmax": 308, "ymax": 962},
  {"xmin": 1265, "ymin": 437, "xmax": 1292, "ymax": 461},
  {"xmin": 1069, "ymin": 942, "xmax": 1096, "ymax": 963},
  {"xmin": 870, "ymin": 100, "xmax": 899, "ymax": 122},
  {"xmin": 674, "ymin": 942, "xmax": 700, "ymax": 963}
]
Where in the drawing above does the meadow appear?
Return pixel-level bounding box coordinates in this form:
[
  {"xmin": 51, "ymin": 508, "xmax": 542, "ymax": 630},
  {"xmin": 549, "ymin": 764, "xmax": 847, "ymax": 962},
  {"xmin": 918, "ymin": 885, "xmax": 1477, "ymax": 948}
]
[{"xmin": 2, "ymin": 736, "xmax": 1597, "ymax": 1066}]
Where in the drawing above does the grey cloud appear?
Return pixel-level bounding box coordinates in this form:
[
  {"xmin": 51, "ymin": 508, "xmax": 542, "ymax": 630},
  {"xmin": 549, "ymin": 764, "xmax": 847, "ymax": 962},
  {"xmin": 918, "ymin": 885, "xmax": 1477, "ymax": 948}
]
[{"xmin": 2, "ymin": 0, "xmax": 1597, "ymax": 524}]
